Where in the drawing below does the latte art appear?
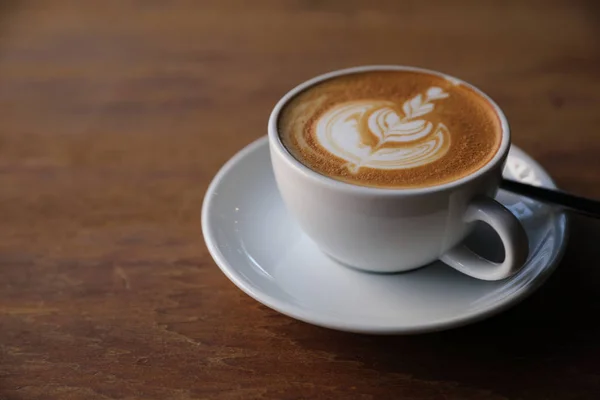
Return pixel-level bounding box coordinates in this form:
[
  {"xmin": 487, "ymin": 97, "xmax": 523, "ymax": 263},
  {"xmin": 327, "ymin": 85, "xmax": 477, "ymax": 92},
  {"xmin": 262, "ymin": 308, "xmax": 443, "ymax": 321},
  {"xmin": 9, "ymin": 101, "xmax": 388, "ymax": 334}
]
[
  {"xmin": 278, "ymin": 70, "xmax": 502, "ymax": 188},
  {"xmin": 316, "ymin": 87, "xmax": 451, "ymax": 173}
]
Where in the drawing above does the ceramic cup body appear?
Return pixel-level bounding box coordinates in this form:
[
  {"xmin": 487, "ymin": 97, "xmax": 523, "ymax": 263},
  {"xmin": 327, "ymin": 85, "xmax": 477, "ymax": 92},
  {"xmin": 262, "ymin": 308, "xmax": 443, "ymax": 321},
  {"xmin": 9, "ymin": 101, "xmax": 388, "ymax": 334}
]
[{"xmin": 268, "ymin": 66, "xmax": 528, "ymax": 281}]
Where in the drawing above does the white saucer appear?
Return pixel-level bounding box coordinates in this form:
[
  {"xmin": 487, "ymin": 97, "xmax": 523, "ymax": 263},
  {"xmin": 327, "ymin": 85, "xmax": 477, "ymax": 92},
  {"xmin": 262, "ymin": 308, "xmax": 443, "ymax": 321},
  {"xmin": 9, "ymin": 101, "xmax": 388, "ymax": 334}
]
[{"xmin": 202, "ymin": 137, "xmax": 568, "ymax": 334}]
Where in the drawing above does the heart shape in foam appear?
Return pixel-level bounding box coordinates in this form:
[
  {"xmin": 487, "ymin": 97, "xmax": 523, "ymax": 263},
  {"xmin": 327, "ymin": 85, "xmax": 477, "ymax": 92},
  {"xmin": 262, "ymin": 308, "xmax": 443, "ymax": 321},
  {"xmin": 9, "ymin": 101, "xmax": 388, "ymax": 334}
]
[
  {"xmin": 315, "ymin": 87, "xmax": 451, "ymax": 173},
  {"xmin": 368, "ymin": 107, "xmax": 434, "ymax": 143}
]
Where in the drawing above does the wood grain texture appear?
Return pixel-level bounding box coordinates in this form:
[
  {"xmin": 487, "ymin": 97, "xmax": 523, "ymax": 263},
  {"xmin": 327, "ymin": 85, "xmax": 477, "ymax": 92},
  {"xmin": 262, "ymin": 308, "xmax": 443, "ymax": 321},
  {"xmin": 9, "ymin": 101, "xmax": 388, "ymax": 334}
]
[{"xmin": 1, "ymin": 1, "xmax": 599, "ymax": 399}]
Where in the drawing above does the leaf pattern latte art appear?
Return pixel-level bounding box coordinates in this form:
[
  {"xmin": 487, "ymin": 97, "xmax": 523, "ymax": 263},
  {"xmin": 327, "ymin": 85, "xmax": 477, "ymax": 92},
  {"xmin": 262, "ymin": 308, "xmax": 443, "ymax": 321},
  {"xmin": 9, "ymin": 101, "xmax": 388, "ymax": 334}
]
[{"xmin": 315, "ymin": 87, "xmax": 451, "ymax": 172}]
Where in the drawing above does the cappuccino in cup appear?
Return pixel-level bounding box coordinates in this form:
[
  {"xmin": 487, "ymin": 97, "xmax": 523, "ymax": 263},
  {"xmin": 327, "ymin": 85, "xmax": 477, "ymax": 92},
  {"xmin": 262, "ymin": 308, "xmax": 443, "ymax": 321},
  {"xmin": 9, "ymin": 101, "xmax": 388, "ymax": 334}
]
[
  {"xmin": 278, "ymin": 70, "xmax": 502, "ymax": 189},
  {"xmin": 269, "ymin": 66, "xmax": 528, "ymax": 281}
]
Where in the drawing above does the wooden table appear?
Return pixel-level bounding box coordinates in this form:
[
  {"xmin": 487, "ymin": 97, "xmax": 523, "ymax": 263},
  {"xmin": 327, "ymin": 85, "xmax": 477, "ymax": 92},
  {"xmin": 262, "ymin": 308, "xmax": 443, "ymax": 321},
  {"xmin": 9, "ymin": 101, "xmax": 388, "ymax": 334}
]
[{"xmin": 1, "ymin": 1, "xmax": 599, "ymax": 399}]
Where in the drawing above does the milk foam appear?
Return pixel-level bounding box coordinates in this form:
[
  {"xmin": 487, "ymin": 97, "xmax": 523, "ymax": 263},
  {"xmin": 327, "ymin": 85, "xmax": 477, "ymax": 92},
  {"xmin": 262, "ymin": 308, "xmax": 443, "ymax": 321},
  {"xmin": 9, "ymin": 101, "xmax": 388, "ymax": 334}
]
[{"xmin": 314, "ymin": 87, "xmax": 450, "ymax": 173}]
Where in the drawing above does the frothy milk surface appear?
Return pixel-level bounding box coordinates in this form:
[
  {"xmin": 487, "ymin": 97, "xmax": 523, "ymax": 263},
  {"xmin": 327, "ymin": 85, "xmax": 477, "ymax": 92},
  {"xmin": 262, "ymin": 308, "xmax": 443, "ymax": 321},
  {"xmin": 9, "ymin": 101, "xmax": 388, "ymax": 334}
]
[{"xmin": 278, "ymin": 70, "xmax": 502, "ymax": 189}]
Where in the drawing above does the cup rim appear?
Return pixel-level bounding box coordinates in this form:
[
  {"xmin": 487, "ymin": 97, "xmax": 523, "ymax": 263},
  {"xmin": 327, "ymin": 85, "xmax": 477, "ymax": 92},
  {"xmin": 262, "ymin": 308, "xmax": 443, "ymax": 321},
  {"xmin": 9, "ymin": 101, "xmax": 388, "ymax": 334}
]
[{"xmin": 268, "ymin": 65, "xmax": 510, "ymax": 196}]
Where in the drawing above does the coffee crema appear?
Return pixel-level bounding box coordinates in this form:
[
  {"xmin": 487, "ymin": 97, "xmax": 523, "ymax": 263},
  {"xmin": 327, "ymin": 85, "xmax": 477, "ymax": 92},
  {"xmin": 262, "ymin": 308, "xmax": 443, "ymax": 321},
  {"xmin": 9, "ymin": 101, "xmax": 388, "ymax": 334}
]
[{"xmin": 278, "ymin": 70, "xmax": 502, "ymax": 188}]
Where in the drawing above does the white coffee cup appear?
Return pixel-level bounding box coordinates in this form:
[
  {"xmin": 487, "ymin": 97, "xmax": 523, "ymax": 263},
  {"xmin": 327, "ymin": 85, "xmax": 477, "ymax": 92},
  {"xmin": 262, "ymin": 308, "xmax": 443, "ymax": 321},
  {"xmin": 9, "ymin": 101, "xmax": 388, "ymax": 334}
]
[{"xmin": 268, "ymin": 66, "xmax": 528, "ymax": 281}]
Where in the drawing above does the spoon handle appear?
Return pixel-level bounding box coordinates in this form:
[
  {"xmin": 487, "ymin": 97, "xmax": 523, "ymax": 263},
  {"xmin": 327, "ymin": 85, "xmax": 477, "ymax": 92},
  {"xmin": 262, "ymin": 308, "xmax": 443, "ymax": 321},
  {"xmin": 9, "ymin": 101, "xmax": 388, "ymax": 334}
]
[{"xmin": 500, "ymin": 179, "xmax": 600, "ymax": 219}]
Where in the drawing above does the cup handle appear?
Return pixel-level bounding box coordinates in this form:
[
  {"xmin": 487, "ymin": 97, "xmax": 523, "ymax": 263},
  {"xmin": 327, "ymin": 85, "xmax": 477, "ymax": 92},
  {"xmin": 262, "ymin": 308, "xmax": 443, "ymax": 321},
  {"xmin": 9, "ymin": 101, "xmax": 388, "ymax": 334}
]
[{"xmin": 440, "ymin": 196, "xmax": 529, "ymax": 281}]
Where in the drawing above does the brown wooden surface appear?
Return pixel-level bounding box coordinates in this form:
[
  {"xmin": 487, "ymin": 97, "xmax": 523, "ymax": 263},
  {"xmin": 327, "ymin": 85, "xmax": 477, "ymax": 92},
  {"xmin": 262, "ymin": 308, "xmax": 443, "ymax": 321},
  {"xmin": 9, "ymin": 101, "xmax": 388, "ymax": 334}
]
[{"xmin": 1, "ymin": 1, "xmax": 599, "ymax": 399}]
